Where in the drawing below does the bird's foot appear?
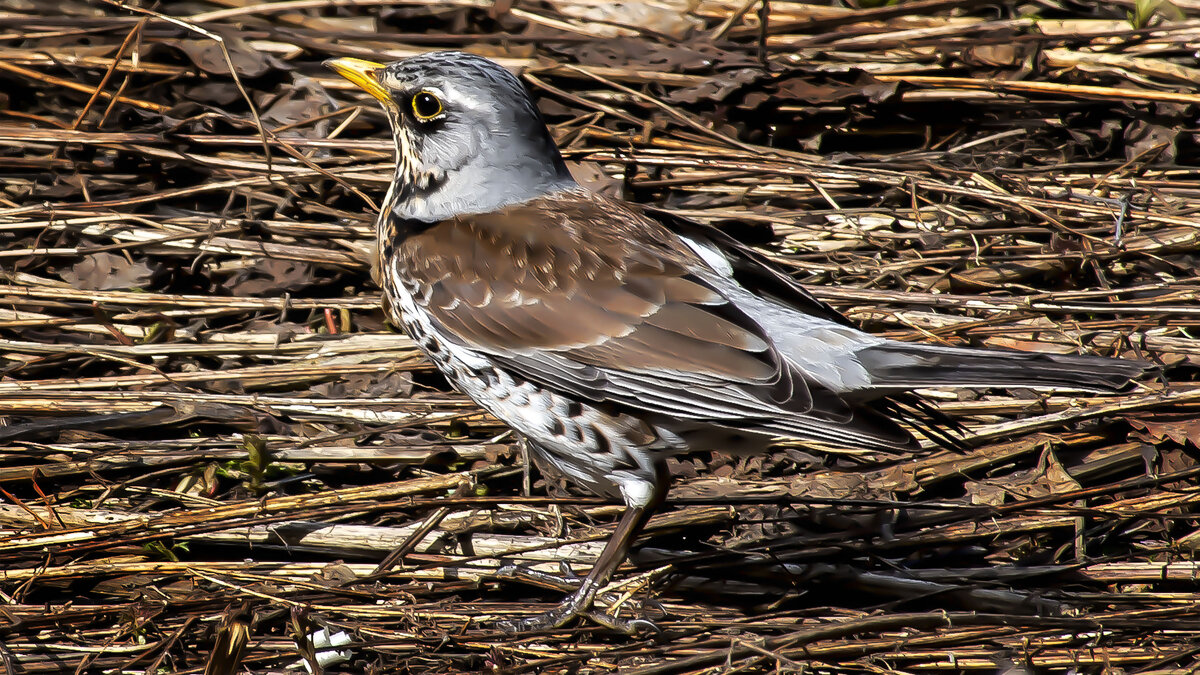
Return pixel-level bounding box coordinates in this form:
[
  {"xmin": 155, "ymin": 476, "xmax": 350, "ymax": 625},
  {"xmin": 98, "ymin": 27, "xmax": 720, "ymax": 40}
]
[
  {"xmin": 495, "ymin": 596, "xmax": 659, "ymax": 635},
  {"xmin": 497, "ymin": 603, "xmax": 658, "ymax": 634},
  {"xmin": 495, "ymin": 564, "xmax": 660, "ymax": 634}
]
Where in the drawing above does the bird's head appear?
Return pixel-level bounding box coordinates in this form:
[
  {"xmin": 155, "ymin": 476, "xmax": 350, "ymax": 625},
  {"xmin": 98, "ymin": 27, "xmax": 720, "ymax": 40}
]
[{"xmin": 326, "ymin": 51, "xmax": 574, "ymax": 223}]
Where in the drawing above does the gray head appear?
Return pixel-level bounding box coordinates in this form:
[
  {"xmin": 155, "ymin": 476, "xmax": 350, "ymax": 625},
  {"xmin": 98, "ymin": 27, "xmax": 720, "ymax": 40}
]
[{"xmin": 327, "ymin": 51, "xmax": 575, "ymax": 222}]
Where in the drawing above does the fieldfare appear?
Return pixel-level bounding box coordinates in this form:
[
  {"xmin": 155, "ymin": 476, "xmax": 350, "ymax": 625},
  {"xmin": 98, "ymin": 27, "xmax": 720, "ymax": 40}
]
[{"xmin": 326, "ymin": 51, "xmax": 1147, "ymax": 633}]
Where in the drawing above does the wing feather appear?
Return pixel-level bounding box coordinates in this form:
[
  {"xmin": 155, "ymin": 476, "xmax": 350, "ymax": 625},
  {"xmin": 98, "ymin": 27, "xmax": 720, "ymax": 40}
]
[{"xmin": 391, "ymin": 188, "xmax": 916, "ymax": 451}]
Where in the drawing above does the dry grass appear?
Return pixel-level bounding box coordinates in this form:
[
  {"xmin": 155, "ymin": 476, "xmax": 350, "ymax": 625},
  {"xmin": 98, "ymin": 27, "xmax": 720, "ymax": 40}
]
[{"xmin": 2, "ymin": 1, "xmax": 1200, "ymax": 673}]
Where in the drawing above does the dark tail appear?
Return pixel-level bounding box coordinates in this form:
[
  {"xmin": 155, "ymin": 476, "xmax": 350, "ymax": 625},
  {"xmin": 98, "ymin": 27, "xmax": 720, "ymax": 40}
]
[{"xmin": 856, "ymin": 342, "xmax": 1148, "ymax": 392}]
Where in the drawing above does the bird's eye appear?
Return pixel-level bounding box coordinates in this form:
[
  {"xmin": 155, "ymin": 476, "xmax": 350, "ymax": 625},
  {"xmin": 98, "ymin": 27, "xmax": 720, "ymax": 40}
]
[{"xmin": 411, "ymin": 91, "xmax": 443, "ymax": 121}]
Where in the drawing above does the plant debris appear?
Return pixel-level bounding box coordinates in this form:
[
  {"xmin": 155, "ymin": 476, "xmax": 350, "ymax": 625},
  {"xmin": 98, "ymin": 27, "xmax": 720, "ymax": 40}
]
[{"xmin": 3, "ymin": 1, "xmax": 1200, "ymax": 672}]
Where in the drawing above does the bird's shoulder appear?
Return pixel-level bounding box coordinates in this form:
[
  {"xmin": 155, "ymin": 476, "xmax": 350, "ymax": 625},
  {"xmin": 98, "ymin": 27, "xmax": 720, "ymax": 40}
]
[
  {"xmin": 389, "ymin": 188, "xmax": 769, "ymax": 364},
  {"xmin": 393, "ymin": 186, "xmax": 699, "ymax": 288}
]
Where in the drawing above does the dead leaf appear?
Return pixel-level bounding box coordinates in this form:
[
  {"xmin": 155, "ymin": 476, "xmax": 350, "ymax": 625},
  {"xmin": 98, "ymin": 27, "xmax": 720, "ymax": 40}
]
[
  {"xmin": 175, "ymin": 37, "xmax": 269, "ymax": 78},
  {"xmin": 964, "ymin": 447, "xmax": 1082, "ymax": 505},
  {"xmin": 1128, "ymin": 415, "xmax": 1200, "ymax": 449},
  {"xmin": 226, "ymin": 259, "xmax": 315, "ymax": 296},
  {"xmin": 665, "ymin": 67, "xmax": 761, "ymax": 104},
  {"xmin": 1124, "ymin": 119, "xmax": 1178, "ymax": 162},
  {"xmin": 773, "ymin": 71, "xmax": 900, "ymax": 106},
  {"xmin": 60, "ymin": 253, "xmax": 153, "ymax": 291},
  {"xmin": 546, "ymin": 0, "xmax": 702, "ymax": 39},
  {"xmin": 963, "ymin": 43, "xmax": 1026, "ymax": 68}
]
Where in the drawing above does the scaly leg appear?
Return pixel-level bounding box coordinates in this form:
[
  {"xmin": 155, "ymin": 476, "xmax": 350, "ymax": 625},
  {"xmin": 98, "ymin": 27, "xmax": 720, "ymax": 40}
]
[{"xmin": 497, "ymin": 504, "xmax": 659, "ymax": 633}]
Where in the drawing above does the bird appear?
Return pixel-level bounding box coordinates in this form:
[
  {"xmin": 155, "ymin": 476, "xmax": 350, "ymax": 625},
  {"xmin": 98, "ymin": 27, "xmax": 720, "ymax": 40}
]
[{"xmin": 325, "ymin": 51, "xmax": 1148, "ymax": 633}]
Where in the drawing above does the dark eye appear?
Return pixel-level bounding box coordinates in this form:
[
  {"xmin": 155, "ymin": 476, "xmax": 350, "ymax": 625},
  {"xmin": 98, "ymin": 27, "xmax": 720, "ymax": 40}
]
[{"xmin": 411, "ymin": 91, "xmax": 443, "ymax": 121}]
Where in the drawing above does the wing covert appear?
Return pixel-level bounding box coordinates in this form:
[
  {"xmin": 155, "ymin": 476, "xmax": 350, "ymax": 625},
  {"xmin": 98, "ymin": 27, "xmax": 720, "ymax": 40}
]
[{"xmin": 389, "ymin": 188, "xmax": 915, "ymax": 450}]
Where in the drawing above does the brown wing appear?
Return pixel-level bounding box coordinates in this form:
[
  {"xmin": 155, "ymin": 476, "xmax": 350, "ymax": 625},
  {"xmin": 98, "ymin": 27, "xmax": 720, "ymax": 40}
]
[{"xmin": 391, "ymin": 188, "xmax": 913, "ymax": 450}]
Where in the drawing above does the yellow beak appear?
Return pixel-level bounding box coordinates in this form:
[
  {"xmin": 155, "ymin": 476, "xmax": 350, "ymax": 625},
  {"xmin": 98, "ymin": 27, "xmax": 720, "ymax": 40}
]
[{"xmin": 325, "ymin": 57, "xmax": 390, "ymax": 103}]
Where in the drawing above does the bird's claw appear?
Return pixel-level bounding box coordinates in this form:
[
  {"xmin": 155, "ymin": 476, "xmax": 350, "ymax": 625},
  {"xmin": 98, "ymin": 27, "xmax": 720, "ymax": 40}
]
[
  {"xmin": 495, "ymin": 565, "xmax": 661, "ymax": 634},
  {"xmin": 586, "ymin": 611, "xmax": 660, "ymax": 635},
  {"xmin": 496, "ymin": 603, "xmax": 659, "ymax": 635}
]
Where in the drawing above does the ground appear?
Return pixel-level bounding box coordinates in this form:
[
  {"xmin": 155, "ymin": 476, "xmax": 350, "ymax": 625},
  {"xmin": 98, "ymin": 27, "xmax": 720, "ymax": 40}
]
[{"xmin": 2, "ymin": 1, "xmax": 1200, "ymax": 673}]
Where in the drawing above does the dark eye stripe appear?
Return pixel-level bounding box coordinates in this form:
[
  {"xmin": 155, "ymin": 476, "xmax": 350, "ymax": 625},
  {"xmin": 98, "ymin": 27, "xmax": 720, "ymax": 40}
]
[{"xmin": 411, "ymin": 91, "xmax": 443, "ymax": 121}]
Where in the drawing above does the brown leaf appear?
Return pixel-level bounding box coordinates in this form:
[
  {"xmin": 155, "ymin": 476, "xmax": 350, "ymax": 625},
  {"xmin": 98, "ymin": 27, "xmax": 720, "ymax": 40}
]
[
  {"xmin": 664, "ymin": 68, "xmax": 761, "ymax": 104},
  {"xmin": 227, "ymin": 259, "xmax": 315, "ymax": 296},
  {"xmin": 1123, "ymin": 119, "xmax": 1178, "ymax": 162},
  {"xmin": 965, "ymin": 447, "xmax": 1081, "ymax": 505},
  {"xmin": 1127, "ymin": 415, "xmax": 1200, "ymax": 449},
  {"xmin": 772, "ymin": 71, "xmax": 901, "ymax": 106},
  {"xmin": 60, "ymin": 253, "xmax": 153, "ymax": 291},
  {"xmin": 963, "ymin": 44, "xmax": 1025, "ymax": 68},
  {"xmin": 175, "ymin": 37, "xmax": 269, "ymax": 78},
  {"xmin": 546, "ymin": 0, "xmax": 702, "ymax": 39}
]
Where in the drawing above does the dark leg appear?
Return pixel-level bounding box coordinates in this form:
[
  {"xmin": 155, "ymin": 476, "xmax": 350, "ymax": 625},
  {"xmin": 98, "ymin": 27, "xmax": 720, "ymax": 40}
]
[{"xmin": 497, "ymin": 504, "xmax": 659, "ymax": 633}]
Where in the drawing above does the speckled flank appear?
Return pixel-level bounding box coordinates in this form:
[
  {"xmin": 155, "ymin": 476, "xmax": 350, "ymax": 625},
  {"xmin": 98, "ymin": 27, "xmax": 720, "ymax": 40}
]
[{"xmin": 379, "ymin": 240, "xmax": 675, "ymax": 508}]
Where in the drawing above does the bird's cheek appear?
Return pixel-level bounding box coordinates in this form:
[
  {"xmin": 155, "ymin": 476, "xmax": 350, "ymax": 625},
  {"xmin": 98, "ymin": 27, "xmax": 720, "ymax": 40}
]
[
  {"xmin": 404, "ymin": 133, "xmax": 437, "ymax": 172},
  {"xmin": 467, "ymin": 122, "xmax": 492, "ymax": 155},
  {"xmin": 433, "ymin": 126, "xmax": 481, "ymax": 173}
]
